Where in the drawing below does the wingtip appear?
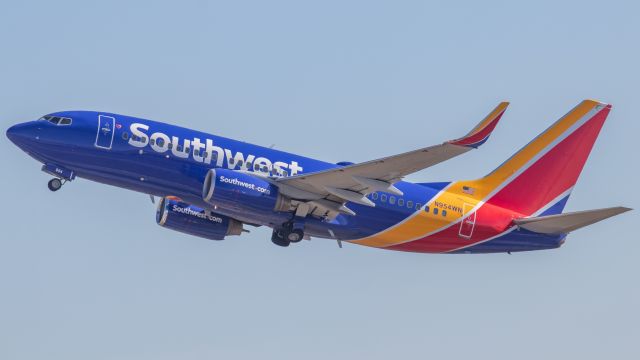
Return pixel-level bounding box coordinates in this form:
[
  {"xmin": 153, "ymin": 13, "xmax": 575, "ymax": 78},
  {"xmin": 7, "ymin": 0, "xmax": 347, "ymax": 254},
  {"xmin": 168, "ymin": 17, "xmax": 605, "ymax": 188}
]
[{"xmin": 448, "ymin": 101, "xmax": 509, "ymax": 148}]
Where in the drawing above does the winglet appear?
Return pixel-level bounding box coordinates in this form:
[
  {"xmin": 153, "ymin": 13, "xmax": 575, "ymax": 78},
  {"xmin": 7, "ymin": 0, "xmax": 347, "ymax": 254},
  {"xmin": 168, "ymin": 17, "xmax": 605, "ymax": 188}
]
[{"xmin": 448, "ymin": 101, "xmax": 509, "ymax": 148}]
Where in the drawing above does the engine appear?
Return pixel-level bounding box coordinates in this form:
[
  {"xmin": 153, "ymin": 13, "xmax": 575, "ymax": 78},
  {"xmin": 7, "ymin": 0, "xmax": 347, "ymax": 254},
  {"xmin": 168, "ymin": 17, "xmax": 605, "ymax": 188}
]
[
  {"xmin": 202, "ymin": 168, "xmax": 291, "ymax": 213},
  {"xmin": 156, "ymin": 197, "xmax": 244, "ymax": 240}
]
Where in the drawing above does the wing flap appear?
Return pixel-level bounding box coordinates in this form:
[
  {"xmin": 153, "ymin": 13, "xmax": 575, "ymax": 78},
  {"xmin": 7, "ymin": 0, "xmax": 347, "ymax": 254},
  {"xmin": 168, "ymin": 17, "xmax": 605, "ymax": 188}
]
[{"xmin": 513, "ymin": 207, "xmax": 631, "ymax": 234}]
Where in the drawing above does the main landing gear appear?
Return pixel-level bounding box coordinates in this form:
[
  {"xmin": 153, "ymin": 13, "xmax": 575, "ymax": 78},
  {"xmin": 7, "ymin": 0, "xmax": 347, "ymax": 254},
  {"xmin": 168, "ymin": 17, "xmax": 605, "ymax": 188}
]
[
  {"xmin": 271, "ymin": 222, "xmax": 305, "ymax": 247},
  {"xmin": 47, "ymin": 178, "xmax": 64, "ymax": 192}
]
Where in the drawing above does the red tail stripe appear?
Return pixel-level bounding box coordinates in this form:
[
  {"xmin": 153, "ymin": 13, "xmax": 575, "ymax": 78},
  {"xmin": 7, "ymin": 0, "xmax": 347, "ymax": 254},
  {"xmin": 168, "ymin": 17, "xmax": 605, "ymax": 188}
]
[{"xmin": 489, "ymin": 107, "xmax": 608, "ymax": 215}]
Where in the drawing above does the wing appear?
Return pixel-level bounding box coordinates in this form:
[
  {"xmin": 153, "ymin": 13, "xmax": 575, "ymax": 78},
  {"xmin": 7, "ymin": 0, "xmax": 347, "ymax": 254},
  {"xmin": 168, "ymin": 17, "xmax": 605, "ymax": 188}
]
[{"xmin": 274, "ymin": 102, "xmax": 509, "ymax": 216}]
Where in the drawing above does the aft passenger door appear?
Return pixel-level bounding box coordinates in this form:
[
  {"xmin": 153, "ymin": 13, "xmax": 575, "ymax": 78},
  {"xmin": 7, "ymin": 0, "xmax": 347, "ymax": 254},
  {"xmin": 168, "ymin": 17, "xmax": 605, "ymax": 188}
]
[
  {"xmin": 459, "ymin": 203, "xmax": 476, "ymax": 238},
  {"xmin": 95, "ymin": 115, "xmax": 115, "ymax": 150}
]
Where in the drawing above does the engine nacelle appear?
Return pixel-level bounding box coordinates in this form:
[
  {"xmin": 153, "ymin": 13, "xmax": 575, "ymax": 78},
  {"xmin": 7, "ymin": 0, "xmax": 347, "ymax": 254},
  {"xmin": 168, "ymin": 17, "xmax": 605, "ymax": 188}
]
[
  {"xmin": 202, "ymin": 168, "xmax": 291, "ymax": 213},
  {"xmin": 156, "ymin": 197, "xmax": 243, "ymax": 241}
]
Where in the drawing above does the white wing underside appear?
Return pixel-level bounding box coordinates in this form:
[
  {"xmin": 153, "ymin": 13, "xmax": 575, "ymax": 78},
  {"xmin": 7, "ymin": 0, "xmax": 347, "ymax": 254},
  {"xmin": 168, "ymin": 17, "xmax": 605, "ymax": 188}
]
[{"xmin": 277, "ymin": 143, "xmax": 469, "ymax": 198}]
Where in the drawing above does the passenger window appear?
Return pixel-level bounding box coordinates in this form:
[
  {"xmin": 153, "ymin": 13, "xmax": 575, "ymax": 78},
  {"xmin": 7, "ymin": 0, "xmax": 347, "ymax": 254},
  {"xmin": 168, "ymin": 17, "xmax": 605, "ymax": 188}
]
[
  {"xmin": 149, "ymin": 138, "xmax": 155, "ymax": 145},
  {"xmin": 168, "ymin": 143, "xmax": 173, "ymax": 150},
  {"xmin": 407, "ymin": 200, "xmax": 413, "ymax": 208},
  {"xmin": 398, "ymin": 198, "xmax": 404, "ymax": 206},
  {"xmin": 389, "ymin": 196, "xmax": 396, "ymax": 205},
  {"xmin": 254, "ymin": 164, "xmax": 260, "ymax": 171},
  {"xmin": 442, "ymin": 210, "xmax": 447, "ymax": 217},
  {"xmin": 246, "ymin": 162, "xmax": 252, "ymax": 169},
  {"xmin": 415, "ymin": 203, "xmax": 422, "ymax": 210},
  {"xmin": 237, "ymin": 160, "xmax": 244, "ymax": 167},
  {"xmin": 433, "ymin": 208, "xmax": 439, "ymax": 215},
  {"xmin": 122, "ymin": 132, "xmax": 129, "ymax": 140},
  {"xmin": 177, "ymin": 145, "xmax": 183, "ymax": 151},
  {"xmin": 184, "ymin": 146, "xmax": 190, "ymax": 153},
  {"xmin": 425, "ymin": 206, "xmax": 429, "ymax": 213},
  {"xmin": 381, "ymin": 194, "xmax": 387, "ymax": 203}
]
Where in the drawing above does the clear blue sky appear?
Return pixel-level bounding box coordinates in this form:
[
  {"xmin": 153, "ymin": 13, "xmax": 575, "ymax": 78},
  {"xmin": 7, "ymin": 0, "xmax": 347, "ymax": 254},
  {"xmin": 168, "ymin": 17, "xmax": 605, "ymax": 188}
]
[{"xmin": 1, "ymin": 1, "xmax": 638, "ymax": 359}]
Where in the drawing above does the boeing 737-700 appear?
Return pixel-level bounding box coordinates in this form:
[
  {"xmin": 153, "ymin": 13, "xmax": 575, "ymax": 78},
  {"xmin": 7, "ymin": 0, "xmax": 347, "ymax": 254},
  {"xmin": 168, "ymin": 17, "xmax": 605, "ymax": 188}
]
[{"xmin": 6, "ymin": 100, "xmax": 630, "ymax": 253}]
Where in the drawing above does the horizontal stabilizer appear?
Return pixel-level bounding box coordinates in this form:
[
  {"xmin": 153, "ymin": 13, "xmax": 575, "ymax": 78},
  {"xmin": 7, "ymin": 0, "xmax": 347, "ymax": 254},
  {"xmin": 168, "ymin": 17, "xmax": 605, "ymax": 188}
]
[{"xmin": 513, "ymin": 207, "xmax": 631, "ymax": 234}]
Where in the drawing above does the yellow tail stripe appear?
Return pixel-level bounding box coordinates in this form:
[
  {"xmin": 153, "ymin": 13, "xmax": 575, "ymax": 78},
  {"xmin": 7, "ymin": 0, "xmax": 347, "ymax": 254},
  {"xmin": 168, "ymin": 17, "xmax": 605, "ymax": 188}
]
[{"xmin": 479, "ymin": 100, "xmax": 600, "ymax": 189}]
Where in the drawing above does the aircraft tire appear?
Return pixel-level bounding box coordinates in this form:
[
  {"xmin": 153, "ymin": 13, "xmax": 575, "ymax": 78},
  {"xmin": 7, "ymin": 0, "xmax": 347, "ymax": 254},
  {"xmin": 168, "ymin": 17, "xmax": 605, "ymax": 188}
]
[
  {"xmin": 48, "ymin": 178, "xmax": 62, "ymax": 192},
  {"xmin": 287, "ymin": 229, "xmax": 304, "ymax": 243},
  {"xmin": 271, "ymin": 230, "xmax": 290, "ymax": 247}
]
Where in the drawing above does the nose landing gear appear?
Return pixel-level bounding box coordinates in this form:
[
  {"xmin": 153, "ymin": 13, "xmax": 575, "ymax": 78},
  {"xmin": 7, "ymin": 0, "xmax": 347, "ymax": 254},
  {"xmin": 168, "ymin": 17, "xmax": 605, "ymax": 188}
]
[
  {"xmin": 42, "ymin": 164, "xmax": 75, "ymax": 192},
  {"xmin": 47, "ymin": 178, "xmax": 64, "ymax": 192}
]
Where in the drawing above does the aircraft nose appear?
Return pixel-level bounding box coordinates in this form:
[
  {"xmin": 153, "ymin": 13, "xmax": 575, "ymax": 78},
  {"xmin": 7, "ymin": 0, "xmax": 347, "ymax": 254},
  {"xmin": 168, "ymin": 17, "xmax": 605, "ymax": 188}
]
[{"xmin": 6, "ymin": 122, "xmax": 39, "ymax": 148}]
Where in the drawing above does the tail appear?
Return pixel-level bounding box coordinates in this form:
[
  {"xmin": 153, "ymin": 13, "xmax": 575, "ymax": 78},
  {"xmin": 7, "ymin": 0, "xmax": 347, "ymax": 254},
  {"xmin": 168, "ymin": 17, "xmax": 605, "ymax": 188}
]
[{"xmin": 470, "ymin": 100, "xmax": 612, "ymax": 216}]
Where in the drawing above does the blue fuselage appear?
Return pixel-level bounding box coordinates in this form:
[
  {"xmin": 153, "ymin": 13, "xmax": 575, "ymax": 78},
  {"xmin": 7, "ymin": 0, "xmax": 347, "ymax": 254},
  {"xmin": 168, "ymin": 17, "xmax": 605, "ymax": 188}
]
[
  {"xmin": 6, "ymin": 110, "xmax": 565, "ymax": 253},
  {"xmin": 8, "ymin": 111, "xmax": 439, "ymax": 237}
]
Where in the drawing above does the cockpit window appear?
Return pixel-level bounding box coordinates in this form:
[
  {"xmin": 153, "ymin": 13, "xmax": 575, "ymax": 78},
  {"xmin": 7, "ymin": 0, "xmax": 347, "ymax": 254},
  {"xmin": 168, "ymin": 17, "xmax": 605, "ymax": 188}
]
[{"xmin": 40, "ymin": 115, "xmax": 72, "ymax": 126}]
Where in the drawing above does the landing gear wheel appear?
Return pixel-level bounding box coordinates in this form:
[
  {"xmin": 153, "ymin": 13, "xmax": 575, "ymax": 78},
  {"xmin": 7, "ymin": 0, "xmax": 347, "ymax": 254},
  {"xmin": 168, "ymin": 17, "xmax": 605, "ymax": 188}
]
[
  {"xmin": 47, "ymin": 178, "xmax": 63, "ymax": 192},
  {"xmin": 287, "ymin": 229, "xmax": 304, "ymax": 243},
  {"xmin": 271, "ymin": 230, "xmax": 290, "ymax": 247}
]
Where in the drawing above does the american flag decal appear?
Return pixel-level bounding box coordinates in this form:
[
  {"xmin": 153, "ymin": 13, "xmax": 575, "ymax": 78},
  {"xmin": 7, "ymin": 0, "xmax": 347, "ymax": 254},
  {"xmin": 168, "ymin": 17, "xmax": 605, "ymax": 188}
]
[{"xmin": 462, "ymin": 186, "xmax": 475, "ymax": 195}]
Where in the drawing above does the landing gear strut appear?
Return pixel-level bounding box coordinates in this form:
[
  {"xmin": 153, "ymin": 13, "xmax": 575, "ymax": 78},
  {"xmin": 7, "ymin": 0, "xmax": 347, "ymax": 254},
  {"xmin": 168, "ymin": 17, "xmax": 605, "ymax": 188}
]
[
  {"xmin": 42, "ymin": 164, "xmax": 74, "ymax": 192},
  {"xmin": 47, "ymin": 178, "xmax": 63, "ymax": 192}
]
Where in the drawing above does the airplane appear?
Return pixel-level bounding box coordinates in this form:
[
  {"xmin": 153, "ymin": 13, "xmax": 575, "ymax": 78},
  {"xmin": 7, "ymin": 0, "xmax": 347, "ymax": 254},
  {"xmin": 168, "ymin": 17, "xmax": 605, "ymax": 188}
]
[{"xmin": 6, "ymin": 99, "xmax": 631, "ymax": 253}]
